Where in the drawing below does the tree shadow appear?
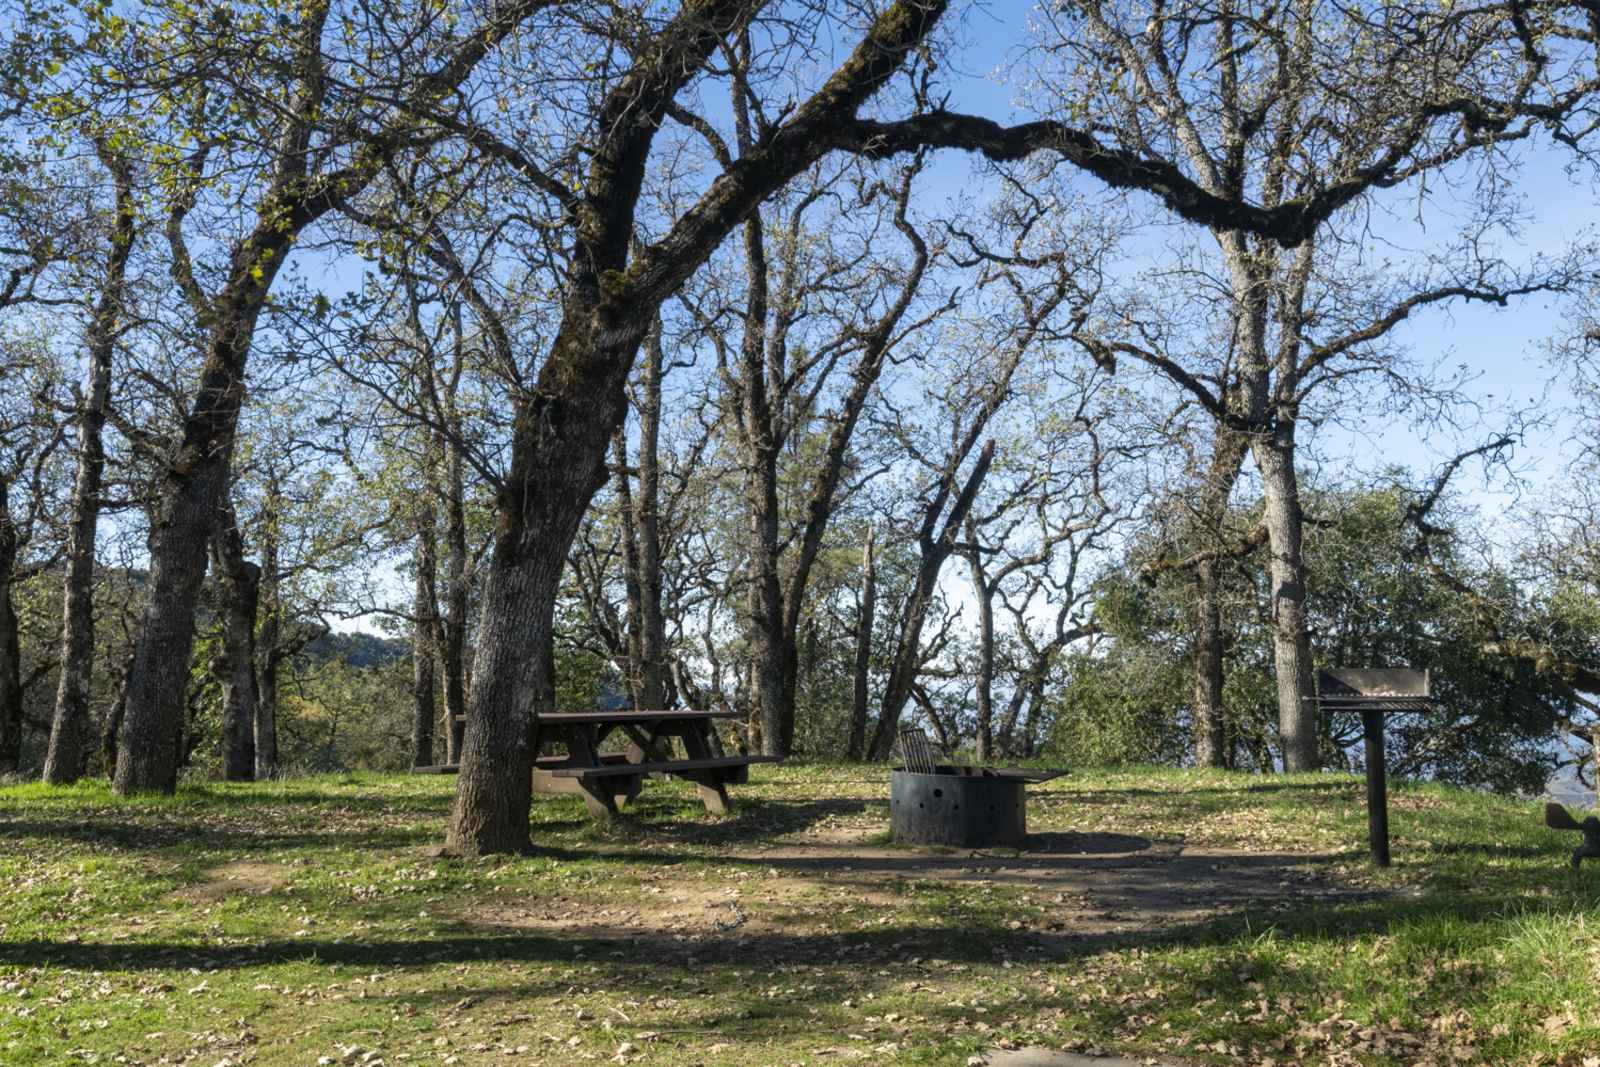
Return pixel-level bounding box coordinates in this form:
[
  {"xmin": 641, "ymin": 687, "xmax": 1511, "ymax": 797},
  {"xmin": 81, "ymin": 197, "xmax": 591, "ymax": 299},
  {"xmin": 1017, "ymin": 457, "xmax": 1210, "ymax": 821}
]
[
  {"xmin": 0, "ymin": 815, "xmax": 585, "ymax": 853},
  {"xmin": 589, "ymin": 795, "xmax": 880, "ymax": 844},
  {"xmin": 1024, "ymin": 831, "xmax": 1154, "ymax": 854}
]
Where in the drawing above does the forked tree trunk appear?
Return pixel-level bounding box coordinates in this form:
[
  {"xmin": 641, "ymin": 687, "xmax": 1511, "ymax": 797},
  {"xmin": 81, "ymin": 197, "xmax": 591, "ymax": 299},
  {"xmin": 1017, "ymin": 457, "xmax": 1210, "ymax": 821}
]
[
  {"xmin": 44, "ymin": 142, "xmax": 134, "ymax": 785},
  {"xmin": 994, "ymin": 677, "xmax": 1031, "ymax": 759},
  {"xmin": 114, "ymin": 252, "xmax": 292, "ymax": 794},
  {"xmin": 212, "ymin": 515, "xmax": 260, "ymax": 781},
  {"xmin": 413, "ymin": 516, "xmax": 440, "ymax": 768},
  {"xmin": 447, "ymin": 0, "xmax": 961, "ymax": 854},
  {"xmin": 111, "ymin": 0, "xmax": 523, "ymax": 792},
  {"xmin": 1253, "ymin": 430, "xmax": 1317, "ymax": 771},
  {"xmin": 867, "ymin": 440, "xmax": 996, "ymax": 760},
  {"xmin": 846, "ymin": 528, "xmax": 875, "ymax": 760}
]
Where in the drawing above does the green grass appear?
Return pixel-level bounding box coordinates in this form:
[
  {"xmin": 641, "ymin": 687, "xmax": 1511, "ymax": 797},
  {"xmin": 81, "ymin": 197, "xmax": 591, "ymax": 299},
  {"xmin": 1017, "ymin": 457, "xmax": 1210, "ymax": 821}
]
[{"xmin": 1, "ymin": 765, "xmax": 1597, "ymax": 1065}]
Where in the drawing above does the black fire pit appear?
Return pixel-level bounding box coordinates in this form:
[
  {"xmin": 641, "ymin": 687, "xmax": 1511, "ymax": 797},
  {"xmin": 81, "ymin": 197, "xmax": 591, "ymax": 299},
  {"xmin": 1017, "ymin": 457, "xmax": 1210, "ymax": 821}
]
[{"xmin": 889, "ymin": 730, "xmax": 1065, "ymax": 848}]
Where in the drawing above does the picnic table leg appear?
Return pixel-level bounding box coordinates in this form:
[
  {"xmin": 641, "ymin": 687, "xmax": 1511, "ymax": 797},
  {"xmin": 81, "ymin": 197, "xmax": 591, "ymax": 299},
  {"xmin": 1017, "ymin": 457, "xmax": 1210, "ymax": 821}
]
[
  {"xmin": 577, "ymin": 779, "xmax": 621, "ymax": 819},
  {"xmin": 680, "ymin": 722, "xmax": 734, "ymax": 815},
  {"xmin": 567, "ymin": 726, "xmax": 624, "ymax": 819},
  {"xmin": 692, "ymin": 776, "xmax": 731, "ymax": 815},
  {"xmin": 614, "ymin": 772, "xmax": 643, "ymax": 809}
]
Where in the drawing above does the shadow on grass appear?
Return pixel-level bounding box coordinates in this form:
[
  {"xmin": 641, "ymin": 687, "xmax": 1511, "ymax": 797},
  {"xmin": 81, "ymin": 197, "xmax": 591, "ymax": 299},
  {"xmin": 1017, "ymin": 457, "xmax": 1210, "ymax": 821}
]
[
  {"xmin": 2, "ymin": 879, "xmax": 1588, "ymax": 977},
  {"xmin": 0, "ymin": 817, "xmax": 446, "ymax": 852},
  {"xmin": 579, "ymin": 795, "xmax": 880, "ymax": 845}
]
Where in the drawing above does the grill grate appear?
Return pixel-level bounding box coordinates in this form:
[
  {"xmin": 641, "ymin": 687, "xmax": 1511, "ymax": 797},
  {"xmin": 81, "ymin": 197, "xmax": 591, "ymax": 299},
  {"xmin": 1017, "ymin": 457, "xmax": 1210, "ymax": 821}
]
[{"xmin": 898, "ymin": 727, "xmax": 939, "ymax": 775}]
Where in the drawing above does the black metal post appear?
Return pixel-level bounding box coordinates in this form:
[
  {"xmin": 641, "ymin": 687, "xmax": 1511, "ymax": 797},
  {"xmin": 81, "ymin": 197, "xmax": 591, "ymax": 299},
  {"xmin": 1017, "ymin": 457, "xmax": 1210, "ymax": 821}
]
[{"xmin": 1362, "ymin": 708, "xmax": 1390, "ymax": 868}]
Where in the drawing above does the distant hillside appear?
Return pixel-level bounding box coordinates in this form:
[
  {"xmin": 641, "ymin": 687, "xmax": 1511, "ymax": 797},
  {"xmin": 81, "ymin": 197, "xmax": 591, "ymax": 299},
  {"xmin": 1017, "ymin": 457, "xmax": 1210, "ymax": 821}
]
[{"xmin": 302, "ymin": 631, "xmax": 410, "ymax": 669}]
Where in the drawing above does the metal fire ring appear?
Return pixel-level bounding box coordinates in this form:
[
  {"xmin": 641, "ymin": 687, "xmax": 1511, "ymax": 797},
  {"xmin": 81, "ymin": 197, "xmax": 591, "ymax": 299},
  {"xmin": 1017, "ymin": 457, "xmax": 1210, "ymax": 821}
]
[{"xmin": 890, "ymin": 767, "xmax": 1027, "ymax": 848}]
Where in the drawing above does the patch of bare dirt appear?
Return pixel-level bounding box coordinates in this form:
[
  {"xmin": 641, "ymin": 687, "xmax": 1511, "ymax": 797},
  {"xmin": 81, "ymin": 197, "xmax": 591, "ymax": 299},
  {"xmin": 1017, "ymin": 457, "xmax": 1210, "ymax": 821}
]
[
  {"xmin": 464, "ymin": 876, "xmax": 812, "ymax": 940},
  {"xmin": 175, "ymin": 860, "xmax": 290, "ymax": 903}
]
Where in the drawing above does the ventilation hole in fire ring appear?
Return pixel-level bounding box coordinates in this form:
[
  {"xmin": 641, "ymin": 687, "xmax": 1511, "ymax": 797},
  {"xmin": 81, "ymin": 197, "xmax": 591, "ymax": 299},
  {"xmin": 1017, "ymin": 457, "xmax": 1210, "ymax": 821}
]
[{"xmin": 933, "ymin": 788, "xmax": 943, "ymax": 798}]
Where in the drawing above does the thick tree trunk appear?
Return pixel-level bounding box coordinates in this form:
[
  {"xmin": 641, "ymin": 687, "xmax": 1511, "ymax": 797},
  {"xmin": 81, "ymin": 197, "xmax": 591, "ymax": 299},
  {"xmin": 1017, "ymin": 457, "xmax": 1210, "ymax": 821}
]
[
  {"xmin": 1253, "ymin": 430, "xmax": 1317, "ymax": 771},
  {"xmin": 846, "ymin": 528, "xmax": 875, "ymax": 760},
  {"xmin": 44, "ymin": 144, "xmax": 134, "ymax": 785},
  {"xmin": 412, "ymin": 516, "xmax": 440, "ymax": 768},
  {"xmin": 114, "ymin": 413, "xmax": 232, "ymax": 792},
  {"xmin": 0, "ymin": 481, "xmax": 21, "ymax": 776},
  {"xmin": 447, "ymin": 528, "xmax": 567, "ymax": 855},
  {"xmin": 1187, "ymin": 428, "xmax": 1248, "ymax": 769},
  {"xmin": 212, "ymin": 515, "xmax": 260, "ymax": 781},
  {"xmin": 447, "ymin": 0, "xmax": 954, "ymax": 852},
  {"xmin": 447, "ymin": 315, "xmax": 629, "ymax": 855}
]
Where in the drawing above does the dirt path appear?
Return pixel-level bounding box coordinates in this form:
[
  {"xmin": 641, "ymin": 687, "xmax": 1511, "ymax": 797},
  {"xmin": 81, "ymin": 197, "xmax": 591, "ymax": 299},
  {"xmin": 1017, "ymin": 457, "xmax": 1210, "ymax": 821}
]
[{"xmin": 460, "ymin": 822, "xmax": 1379, "ymax": 955}]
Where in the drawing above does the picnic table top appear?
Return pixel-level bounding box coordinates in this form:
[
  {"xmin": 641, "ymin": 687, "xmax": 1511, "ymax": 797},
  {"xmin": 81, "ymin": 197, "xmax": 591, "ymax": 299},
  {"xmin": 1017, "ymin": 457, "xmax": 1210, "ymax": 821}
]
[{"xmin": 452, "ymin": 708, "xmax": 744, "ymax": 726}]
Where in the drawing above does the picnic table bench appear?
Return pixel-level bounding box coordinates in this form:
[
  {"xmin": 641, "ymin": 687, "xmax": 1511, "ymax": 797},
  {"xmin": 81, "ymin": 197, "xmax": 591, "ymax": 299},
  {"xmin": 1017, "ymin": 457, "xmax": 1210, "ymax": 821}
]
[{"xmin": 415, "ymin": 709, "xmax": 779, "ymax": 819}]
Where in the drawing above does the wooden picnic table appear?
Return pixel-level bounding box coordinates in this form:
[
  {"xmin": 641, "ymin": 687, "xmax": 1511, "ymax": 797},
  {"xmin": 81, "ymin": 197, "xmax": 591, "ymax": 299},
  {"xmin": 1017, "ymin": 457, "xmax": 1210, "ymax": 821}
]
[
  {"xmin": 413, "ymin": 709, "xmax": 780, "ymax": 818},
  {"xmin": 530, "ymin": 708, "xmax": 778, "ymax": 818}
]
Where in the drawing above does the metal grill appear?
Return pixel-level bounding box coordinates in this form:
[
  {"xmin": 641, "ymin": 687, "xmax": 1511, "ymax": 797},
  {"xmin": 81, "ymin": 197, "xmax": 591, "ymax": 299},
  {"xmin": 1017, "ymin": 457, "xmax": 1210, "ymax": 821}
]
[{"xmin": 897, "ymin": 727, "xmax": 939, "ymax": 774}]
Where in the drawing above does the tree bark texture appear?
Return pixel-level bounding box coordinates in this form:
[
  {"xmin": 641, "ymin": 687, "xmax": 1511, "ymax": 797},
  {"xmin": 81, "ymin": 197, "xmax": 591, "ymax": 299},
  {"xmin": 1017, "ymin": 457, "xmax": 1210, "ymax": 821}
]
[
  {"xmin": 44, "ymin": 142, "xmax": 135, "ymax": 785},
  {"xmin": 114, "ymin": 281, "xmax": 274, "ymax": 793},
  {"xmin": 1188, "ymin": 429, "xmax": 1248, "ymax": 769},
  {"xmin": 1253, "ymin": 429, "xmax": 1318, "ymax": 771},
  {"xmin": 632, "ymin": 325, "xmax": 670, "ymax": 710}
]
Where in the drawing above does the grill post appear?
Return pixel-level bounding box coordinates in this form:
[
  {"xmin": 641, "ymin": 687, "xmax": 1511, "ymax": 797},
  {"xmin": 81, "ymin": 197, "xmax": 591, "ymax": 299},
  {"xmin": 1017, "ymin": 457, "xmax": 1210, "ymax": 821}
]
[{"xmin": 1362, "ymin": 708, "xmax": 1390, "ymax": 868}]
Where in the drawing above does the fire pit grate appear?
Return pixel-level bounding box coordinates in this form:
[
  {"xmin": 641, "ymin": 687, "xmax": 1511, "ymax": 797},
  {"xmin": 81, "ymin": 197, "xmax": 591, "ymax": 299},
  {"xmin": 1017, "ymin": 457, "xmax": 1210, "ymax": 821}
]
[{"xmin": 899, "ymin": 728, "xmax": 938, "ymax": 774}]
